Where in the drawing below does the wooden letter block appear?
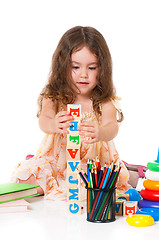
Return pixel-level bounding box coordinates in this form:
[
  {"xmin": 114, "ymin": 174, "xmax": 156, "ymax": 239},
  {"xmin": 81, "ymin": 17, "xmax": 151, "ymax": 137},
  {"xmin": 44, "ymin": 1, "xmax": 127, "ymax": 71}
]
[
  {"xmin": 67, "ymin": 133, "xmax": 81, "ymax": 147},
  {"xmin": 67, "ymin": 104, "xmax": 81, "ymax": 120},
  {"xmin": 66, "ymin": 148, "xmax": 80, "ymax": 161},
  {"xmin": 116, "ymin": 193, "xmax": 129, "ymax": 202},
  {"xmin": 67, "ymin": 161, "xmax": 80, "ymax": 173},
  {"xmin": 115, "ymin": 199, "xmax": 125, "ymax": 216},
  {"xmin": 123, "ymin": 201, "xmax": 138, "ymax": 216}
]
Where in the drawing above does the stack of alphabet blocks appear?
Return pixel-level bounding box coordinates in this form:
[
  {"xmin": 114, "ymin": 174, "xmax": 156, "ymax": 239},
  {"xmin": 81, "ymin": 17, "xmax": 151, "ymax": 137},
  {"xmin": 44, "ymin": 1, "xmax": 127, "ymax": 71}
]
[{"xmin": 66, "ymin": 104, "xmax": 81, "ymax": 215}]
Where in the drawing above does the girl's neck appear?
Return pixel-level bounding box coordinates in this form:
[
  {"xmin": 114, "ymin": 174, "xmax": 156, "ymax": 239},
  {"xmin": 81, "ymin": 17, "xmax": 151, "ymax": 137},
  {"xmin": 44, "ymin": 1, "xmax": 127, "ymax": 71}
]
[
  {"xmin": 74, "ymin": 95, "xmax": 93, "ymax": 113},
  {"xmin": 74, "ymin": 93, "xmax": 91, "ymax": 102}
]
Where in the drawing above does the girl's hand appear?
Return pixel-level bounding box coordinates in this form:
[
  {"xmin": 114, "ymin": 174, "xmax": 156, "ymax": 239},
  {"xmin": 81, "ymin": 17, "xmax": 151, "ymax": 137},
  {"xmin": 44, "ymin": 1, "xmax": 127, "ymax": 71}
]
[
  {"xmin": 54, "ymin": 111, "xmax": 73, "ymax": 134},
  {"xmin": 78, "ymin": 121, "xmax": 100, "ymax": 144}
]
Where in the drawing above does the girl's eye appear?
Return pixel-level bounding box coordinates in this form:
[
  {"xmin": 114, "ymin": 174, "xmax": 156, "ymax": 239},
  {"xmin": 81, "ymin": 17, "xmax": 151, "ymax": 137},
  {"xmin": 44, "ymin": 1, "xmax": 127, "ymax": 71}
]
[
  {"xmin": 89, "ymin": 67, "xmax": 96, "ymax": 70},
  {"xmin": 72, "ymin": 66, "xmax": 79, "ymax": 69}
]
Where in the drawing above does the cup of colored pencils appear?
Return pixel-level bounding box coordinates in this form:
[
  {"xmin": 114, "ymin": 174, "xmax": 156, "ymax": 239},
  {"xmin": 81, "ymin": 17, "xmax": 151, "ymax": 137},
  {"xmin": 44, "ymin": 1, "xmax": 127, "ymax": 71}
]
[{"xmin": 78, "ymin": 157, "xmax": 121, "ymax": 223}]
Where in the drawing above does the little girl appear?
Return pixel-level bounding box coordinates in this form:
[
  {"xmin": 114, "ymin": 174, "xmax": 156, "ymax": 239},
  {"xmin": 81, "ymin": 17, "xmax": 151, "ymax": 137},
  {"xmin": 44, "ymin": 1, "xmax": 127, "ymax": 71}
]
[{"xmin": 11, "ymin": 26, "xmax": 132, "ymax": 200}]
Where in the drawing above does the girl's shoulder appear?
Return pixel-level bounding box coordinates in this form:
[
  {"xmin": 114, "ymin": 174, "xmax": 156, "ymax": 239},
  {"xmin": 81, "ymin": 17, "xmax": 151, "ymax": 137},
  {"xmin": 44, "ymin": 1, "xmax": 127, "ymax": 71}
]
[
  {"xmin": 40, "ymin": 98, "xmax": 57, "ymax": 117},
  {"xmin": 100, "ymin": 100, "xmax": 117, "ymax": 118},
  {"xmin": 101, "ymin": 98, "xmax": 123, "ymax": 122},
  {"xmin": 101, "ymin": 99, "xmax": 116, "ymax": 112}
]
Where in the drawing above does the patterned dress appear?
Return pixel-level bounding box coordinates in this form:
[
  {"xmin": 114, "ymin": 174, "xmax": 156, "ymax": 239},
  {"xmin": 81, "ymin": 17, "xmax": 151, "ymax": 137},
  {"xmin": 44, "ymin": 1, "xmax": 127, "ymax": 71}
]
[{"xmin": 11, "ymin": 107, "xmax": 131, "ymax": 201}]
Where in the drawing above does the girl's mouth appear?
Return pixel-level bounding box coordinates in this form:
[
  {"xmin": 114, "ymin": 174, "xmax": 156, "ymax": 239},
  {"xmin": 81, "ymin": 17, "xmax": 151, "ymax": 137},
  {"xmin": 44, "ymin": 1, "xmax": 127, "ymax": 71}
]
[{"xmin": 77, "ymin": 82, "xmax": 89, "ymax": 85}]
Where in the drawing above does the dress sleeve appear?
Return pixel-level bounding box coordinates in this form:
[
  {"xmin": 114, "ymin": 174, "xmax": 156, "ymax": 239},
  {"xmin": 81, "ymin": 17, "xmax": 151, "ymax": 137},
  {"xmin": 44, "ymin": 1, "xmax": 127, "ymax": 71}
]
[{"xmin": 110, "ymin": 97, "xmax": 124, "ymax": 123}]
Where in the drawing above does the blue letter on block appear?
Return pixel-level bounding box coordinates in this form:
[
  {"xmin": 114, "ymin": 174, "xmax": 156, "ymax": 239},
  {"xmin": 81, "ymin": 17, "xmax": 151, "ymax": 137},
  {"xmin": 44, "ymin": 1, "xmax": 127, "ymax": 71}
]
[
  {"xmin": 69, "ymin": 176, "xmax": 78, "ymax": 185},
  {"xmin": 69, "ymin": 121, "xmax": 78, "ymax": 131},
  {"xmin": 69, "ymin": 203, "xmax": 79, "ymax": 214},
  {"xmin": 116, "ymin": 204, "xmax": 120, "ymax": 213},
  {"xmin": 68, "ymin": 162, "xmax": 79, "ymax": 172},
  {"xmin": 69, "ymin": 188, "xmax": 79, "ymax": 200}
]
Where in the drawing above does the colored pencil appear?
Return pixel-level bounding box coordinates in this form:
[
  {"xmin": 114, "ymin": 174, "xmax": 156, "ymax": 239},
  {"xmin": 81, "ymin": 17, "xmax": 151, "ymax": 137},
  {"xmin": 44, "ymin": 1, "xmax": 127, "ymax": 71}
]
[
  {"xmin": 77, "ymin": 168, "xmax": 88, "ymax": 187},
  {"xmin": 96, "ymin": 167, "xmax": 121, "ymax": 220},
  {"xmin": 94, "ymin": 168, "xmax": 98, "ymax": 187}
]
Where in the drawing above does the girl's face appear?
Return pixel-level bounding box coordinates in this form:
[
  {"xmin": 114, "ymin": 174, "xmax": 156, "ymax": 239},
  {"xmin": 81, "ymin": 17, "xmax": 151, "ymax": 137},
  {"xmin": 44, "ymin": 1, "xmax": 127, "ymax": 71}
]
[{"xmin": 71, "ymin": 46, "xmax": 98, "ymax": 98}]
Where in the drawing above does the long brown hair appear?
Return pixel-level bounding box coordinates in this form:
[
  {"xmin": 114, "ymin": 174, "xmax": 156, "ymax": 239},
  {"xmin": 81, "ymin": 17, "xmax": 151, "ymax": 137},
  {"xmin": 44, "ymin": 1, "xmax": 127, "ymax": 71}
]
[{"xmin": 37, "ymin": 26, "xmax": 123, "ymax": 121}]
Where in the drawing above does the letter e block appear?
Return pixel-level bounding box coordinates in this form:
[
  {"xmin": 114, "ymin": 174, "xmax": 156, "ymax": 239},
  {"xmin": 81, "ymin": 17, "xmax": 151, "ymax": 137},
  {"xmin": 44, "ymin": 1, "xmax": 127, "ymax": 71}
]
[{"xmin": 123, "ymin": 201, "xmax": 138, "ymax": 216}]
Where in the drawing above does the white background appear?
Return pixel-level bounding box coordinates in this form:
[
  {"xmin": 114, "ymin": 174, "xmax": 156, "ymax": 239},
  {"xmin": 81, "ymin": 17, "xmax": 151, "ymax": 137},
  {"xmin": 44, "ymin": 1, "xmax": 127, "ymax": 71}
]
[{"xmin": 0, "ymin": 0, "xmax": 159, "ymax": 183}]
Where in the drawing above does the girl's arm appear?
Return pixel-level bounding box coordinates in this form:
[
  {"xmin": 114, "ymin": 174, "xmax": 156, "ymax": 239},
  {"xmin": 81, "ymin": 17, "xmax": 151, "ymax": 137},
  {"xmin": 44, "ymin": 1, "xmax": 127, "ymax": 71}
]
[
  {"xmin": 38, "ymin": 98, "xmax": 73, "ymax": 134},
  {"xmin": 99, "ymin": 101, "xmax": 119, "ymax": 141},
  {"xmin": 78, "ymin": 101, "xmax": 119, "ymax": 143}
]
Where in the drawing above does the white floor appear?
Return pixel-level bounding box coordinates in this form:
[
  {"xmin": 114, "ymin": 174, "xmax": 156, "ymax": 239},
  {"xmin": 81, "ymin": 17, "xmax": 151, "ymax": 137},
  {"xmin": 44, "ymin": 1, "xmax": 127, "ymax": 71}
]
[{"xmin": 0, "ymin": 196, "xmax": 159, "ymax": 240}]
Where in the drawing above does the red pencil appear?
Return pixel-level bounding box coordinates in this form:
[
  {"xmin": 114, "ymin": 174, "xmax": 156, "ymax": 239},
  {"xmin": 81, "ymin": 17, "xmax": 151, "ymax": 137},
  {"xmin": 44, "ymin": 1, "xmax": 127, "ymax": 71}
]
[
  {"xmin": 94, "ymin": 168, "xmax": 98, "ymax": 187},
  {"xmin": 95, "ymin": 156, "xmax": 101, "ymax": 172}
]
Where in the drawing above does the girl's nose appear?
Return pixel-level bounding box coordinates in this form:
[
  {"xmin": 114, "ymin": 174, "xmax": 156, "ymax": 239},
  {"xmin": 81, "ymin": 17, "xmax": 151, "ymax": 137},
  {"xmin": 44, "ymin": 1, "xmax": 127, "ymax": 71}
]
[{"xmin": 80, "ymin": 68, "xmax": 88, "ymax": 78}]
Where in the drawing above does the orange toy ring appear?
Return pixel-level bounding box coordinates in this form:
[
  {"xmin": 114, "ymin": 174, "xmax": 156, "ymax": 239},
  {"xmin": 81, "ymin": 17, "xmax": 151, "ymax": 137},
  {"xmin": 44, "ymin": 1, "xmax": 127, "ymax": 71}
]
[
  {"xmin": 140, "ymin": 188, "xmax": 159, "ymax": 201},
  {"xmin": 143, "ymin": 179, "xmax": 159, "ymax": 191}
]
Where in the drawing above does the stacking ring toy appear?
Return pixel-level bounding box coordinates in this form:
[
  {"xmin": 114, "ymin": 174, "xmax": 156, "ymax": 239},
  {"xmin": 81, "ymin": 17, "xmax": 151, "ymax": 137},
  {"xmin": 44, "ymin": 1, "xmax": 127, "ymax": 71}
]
[
  {"xmin": 143, "ymin": 179, "xmax": 159, "ymax": 191},
  {"xmin": 145, "ymin": 169, "xmax": 159, "ymax": 181},
  {"xmin": 126, "ymin": 214, "xmax": 154, "ymax": 227},
  {"xmin": 147, "ymin": 161, "xmax": 159, "ymax": 172},
  {"xmin": 136, "ymin": 208, "xmax": 159, "ymax": 221},
  {"xmin": 138, "ymin": 199, "xmax": 159, "ymax": 208},
  {"xmin": 140, "ymin": 188, "xmax": 159, "ymax": 201}
]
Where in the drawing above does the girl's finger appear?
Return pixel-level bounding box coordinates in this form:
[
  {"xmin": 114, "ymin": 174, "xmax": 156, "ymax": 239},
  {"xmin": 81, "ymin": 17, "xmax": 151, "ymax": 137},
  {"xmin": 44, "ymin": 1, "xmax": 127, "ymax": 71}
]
[
  {"xmin": 80, "ymin": 122, "xmax": 93, "ymax": 127},
  {"xmin": 58, "ymin": 128, "xmax": 69, "ymax": 134},
  {"xmin": 79, "ymin": 126, "xmax": 94, "ymax": 133},
  {"xmin": 56, "ymin": 111, "xmax": 70, "ymax": 117},
  {"xmin": 59, "ymin": 122, "xmax": 73, "ymax": 129},
  {"xmin": 79, "ymin": 131, "xmax": 95, "ymax": 138},
  {"xmin": 58, "ymin": 115, "xmax": 73, "ymax": 123}
]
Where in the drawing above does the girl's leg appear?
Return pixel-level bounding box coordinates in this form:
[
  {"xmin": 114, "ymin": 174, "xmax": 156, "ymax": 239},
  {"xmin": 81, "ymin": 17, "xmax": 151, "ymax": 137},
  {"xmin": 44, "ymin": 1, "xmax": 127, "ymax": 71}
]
[
  {"xmin": 123, "ymin": 161, "xmax": 147, "ymax": 188},
  {"xmin": 18, "ymin": 175, "xmax": 44, "ymax": 195}
]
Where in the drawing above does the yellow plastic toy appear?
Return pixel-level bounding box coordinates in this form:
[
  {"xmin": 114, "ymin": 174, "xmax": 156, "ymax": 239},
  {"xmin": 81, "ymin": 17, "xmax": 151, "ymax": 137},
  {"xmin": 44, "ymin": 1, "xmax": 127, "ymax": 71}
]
[{"xmin": 126, "ymin": 214, "xmax": 154, "ymax": 227}]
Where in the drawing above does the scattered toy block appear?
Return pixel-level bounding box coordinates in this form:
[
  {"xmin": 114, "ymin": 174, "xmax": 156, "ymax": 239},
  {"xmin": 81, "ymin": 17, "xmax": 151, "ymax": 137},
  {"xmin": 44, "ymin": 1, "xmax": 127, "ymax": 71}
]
[
  {"xmin": 116, "ymin": 193, "xmax": 129, "ymax": 201},
  {"xmin": 115, "ymin": 199, "xmax": 125, "ymax": 216},
  {"xmin": 123, "ymin": 201, "xmax": 138, "ymax": 216}
]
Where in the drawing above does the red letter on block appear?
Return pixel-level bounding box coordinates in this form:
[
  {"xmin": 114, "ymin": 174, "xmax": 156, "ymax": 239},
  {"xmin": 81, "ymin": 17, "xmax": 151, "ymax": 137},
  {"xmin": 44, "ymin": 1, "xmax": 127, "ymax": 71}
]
[
  {"xmin": 70, "ymin": 108, "xmax": 80, "ymax": 117},
  {"xmin": 67, "ymin": 149, "xmax": 79, "ymax": 159},
  {"xmin": 125, "ymin": 206, "xmax": 136, "ymax": 216}
]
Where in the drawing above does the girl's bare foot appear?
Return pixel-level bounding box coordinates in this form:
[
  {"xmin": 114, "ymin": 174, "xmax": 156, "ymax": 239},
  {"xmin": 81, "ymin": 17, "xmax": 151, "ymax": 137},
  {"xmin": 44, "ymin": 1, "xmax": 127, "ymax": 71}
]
[{"xmin": 128, "ymin": 170, "xmax": 140, "ymax": 188}]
